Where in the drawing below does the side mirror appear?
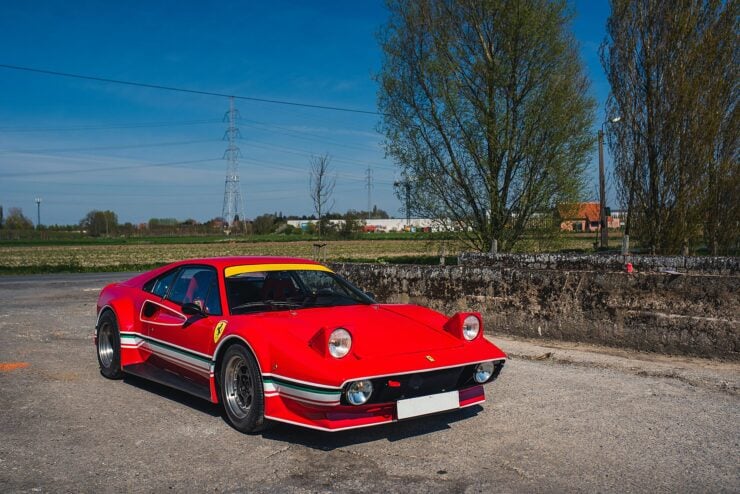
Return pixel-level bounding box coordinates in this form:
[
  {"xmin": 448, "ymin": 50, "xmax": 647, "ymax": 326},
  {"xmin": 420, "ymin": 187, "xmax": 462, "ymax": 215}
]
[{"xmin": 182, "ymin": 302, "xmax": 205, "ymax": 317}]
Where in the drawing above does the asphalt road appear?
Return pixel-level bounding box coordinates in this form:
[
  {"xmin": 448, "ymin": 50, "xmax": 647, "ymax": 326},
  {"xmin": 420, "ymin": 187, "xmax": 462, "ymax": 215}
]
[{"xmin": 0, "ymin": 273, "xmax": 738, "ymax": 493}]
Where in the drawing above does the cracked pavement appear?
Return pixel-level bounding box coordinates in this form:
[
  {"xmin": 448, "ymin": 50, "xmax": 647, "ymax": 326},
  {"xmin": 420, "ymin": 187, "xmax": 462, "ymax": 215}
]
[{"xmin": 0, "ymin": 273, "xmax": 738, "ymax": 493}]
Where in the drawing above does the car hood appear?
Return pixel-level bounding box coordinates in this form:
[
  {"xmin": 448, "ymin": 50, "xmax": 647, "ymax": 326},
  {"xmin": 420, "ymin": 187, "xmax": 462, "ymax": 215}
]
[{"xmin": 244, "ymin": 303, "xmax": 463, "ymax": 359}]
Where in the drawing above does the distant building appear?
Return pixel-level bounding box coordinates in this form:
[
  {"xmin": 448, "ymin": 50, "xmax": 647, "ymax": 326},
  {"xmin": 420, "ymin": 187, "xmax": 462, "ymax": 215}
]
[
  {"xmin": 557, "ymin": 202, "xmax": 620, "ymax": 232},
  {"xmin": 286, "ymin": 218, "xmax": 442, "ymax": 232}
]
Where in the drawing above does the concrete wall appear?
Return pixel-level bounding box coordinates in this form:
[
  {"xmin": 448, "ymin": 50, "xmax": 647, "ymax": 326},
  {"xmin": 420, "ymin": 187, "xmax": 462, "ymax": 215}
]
[{"xmin": 331, "ymin": 262, "xmax": 740, "ymax": 360}]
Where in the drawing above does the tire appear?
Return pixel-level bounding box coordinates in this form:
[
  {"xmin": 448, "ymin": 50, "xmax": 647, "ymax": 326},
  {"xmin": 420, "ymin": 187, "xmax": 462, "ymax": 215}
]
[
  {"xmin": 219, "ymin": 344, "xmax": 266, "ymax": 433},
  {"xmin": 96, "ymin": 310, "xmax": 123, "ymax": 379}
]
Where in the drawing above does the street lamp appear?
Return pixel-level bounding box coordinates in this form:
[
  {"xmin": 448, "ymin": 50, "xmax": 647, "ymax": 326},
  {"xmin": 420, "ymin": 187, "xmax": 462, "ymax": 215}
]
[
  {"xmin": 34, "ymin": 197, "xmax": 42, "ymax": 230},
  {"xmin": 598, "ymin": 116, "xmax": 621, "ymax": 249}
]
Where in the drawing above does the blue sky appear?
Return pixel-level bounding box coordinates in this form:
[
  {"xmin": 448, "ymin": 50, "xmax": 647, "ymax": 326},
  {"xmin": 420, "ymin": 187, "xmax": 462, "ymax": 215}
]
[{"xmin": 0, "ymin": 1, "xmax": 613, "ymax": 226}]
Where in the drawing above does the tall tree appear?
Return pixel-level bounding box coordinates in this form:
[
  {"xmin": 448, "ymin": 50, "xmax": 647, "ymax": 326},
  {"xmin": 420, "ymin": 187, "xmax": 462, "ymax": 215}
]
[
  {"xmin": 81, "ymin": 210, "xmax": 118, "ymax": 237},
  {"xmin": 308, "ymin": 153, "xmax": 336, "ymax": 238},
  {"xmin": 601, "ymin": 0, "xmax": 738, "ymax": 254},
  {"xmin": 378, "ymin": 0, "xmax": 595, "ymax": 252},
  {"xmin": 5, "ymin": 207, "xmax": 33, "ymax": 230}
]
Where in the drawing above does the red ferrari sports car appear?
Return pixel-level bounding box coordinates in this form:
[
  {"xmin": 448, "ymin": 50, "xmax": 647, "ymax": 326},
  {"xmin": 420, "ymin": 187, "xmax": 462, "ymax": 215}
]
[{"xmin": 94, "ymin": 257, "xmax": 506, "ymax": 432}]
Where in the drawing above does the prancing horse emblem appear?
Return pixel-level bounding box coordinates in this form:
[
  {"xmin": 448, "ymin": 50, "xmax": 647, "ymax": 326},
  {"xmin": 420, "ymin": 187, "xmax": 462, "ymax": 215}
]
[
  {"xmin": 426, "ymin": 355, "xmax": 435, "ymax": 362},
  {"xmin": 213, "ymin": 320, "xmax": 227, "ymax": 343}
]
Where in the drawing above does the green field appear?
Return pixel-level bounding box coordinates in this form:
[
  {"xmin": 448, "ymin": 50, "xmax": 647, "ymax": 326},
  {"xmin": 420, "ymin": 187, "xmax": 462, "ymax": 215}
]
[
  {"xmin": 0, "ymin": 231, "xmax": 620, "ymax": 275},
  {"xmin": 0, "ymin": 239, "xmax": 461, "ymax": 274}
]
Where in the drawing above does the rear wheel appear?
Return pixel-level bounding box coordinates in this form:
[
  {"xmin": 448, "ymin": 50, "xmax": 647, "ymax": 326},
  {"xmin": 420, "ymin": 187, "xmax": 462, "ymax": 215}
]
[
  {"xmin": 220, "ymin": 345, "xmax": 266, "ymax": 433},
  {"xmin": 97, "ymin": 311, "xmax": 123, "ymax": 379}
]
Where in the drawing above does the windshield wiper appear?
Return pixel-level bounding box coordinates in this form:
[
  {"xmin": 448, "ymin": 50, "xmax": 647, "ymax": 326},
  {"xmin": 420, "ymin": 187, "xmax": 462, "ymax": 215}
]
[
  {"xmin": 231, "ymin": 300, "xmax": 300, "ymax": 313},
  {"xmin": 297, "ymin": 289, "xmax": 368, "ymax": 308},
  {"xmin": 298, "ymin": 288, "xmax": 337, "ymax": 307}
]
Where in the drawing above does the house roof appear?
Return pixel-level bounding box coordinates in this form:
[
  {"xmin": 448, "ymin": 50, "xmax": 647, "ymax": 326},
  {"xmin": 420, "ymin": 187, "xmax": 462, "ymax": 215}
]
[{"xmin": 557, "ymin": 202, "xmax": 601, "ymax": 222}]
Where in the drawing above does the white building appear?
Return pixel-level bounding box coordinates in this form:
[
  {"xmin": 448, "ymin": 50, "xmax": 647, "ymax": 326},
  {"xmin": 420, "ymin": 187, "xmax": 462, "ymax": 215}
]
[{"xmin": 286, "ymin": 218, "xmax": 445, "ymax": 232}]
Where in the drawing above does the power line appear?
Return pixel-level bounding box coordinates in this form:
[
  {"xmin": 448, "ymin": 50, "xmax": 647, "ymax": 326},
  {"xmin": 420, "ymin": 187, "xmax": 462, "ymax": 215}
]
[
  {"xmin": 0, "ymin": 63, "xmax": 383, "ymax": 116},
  {"xmin": 239, "ymin": 156, "xmax": 367, "ymax": 181},
  {"xmin": 0, "ymin": 157, "xmax": 218, "ymax": 178},
  {"xmin": 245, "ymin": 140, "xmax": 396, "ymax": 171},
  {"xmin": 241, "ymin": 119, "xmax": 383, "ymax": 153},
  {"xmin": 3, "ymin": 138, "xmax": 220, "ymax": 154},
  {"xmin": 0, "ymin": 118, "xmax": 222, "ymax": 133}
]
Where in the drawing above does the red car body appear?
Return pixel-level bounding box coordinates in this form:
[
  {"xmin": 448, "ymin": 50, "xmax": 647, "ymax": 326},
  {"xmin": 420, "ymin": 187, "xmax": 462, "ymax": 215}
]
[{"xmin": 95, "ymin": 257, "xmax": 506, "ymax": 432}]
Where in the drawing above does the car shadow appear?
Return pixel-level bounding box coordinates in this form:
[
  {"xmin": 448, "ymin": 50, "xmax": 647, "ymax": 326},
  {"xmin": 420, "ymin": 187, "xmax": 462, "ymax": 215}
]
[
  {"xmin": 122, "ymin": 374, "xmax": 222, "ymax": 418},
  {"xmin": 121, "ymin": 375, "xmax": 483, "ymax": 447},
  {"xmin": 260, "ymin": 405, "xmax": 484, "ymax": 450}
]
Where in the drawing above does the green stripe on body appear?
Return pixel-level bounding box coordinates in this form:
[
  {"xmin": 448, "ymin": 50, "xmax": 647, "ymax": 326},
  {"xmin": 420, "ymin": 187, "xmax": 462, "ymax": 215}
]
[
  {"xmin": 119, "ymin": 332, "xmax": 211, "ymax": 363},
  {"xmin": 264, "ymin": 377, "xmax": 341, "ymax": 395}
]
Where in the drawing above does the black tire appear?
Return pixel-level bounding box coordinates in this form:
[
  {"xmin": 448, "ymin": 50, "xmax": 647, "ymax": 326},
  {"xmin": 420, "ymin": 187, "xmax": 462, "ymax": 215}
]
[
  {"xmin": 96, "ymin": 310, "xmax": 123, "ymax": 379},
  {"xmin": 219, "ymin": 345, "xmax": 266, "ymax": 433}
]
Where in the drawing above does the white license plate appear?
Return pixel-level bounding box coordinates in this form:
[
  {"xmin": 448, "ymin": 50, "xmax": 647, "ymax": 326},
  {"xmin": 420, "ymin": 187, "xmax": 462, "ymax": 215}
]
[{"xmin": 396, "ymin": 391, "xmax": 460, "ymax": 420}]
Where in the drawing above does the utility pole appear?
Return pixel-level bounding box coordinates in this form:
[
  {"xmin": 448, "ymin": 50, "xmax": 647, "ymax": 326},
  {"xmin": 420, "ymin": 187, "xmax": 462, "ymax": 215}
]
[
  {"xmin": 34, "ymin": 197, "xmax": 41, "ymax": 229},
  {"xmin": 365, "ymin": 167, "xmax": 373, "ymax": 219},
  {"xmin": 222, "ymin": 96, "xmax": 245, "ymax": 233},
  {"xmin": 598, "ymin": 130, "xmax": 607, "ymax": 249},
  {"xmin": 623, "ymin": 125, "xmax": 639, "ymax": 256},
  {"xmin": 598, "ymin": 116, "xmax": 621, "ymax": 250}
]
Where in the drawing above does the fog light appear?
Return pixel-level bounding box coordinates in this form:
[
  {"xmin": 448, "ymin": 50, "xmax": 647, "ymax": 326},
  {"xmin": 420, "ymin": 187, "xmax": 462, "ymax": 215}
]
[
  {"xmin": 346, "ymin": 379, "xmax": 373, "ymax": 405},
  {"xmin": 474, "ymin": 361, "xmax": 495, "ymax": 383}
]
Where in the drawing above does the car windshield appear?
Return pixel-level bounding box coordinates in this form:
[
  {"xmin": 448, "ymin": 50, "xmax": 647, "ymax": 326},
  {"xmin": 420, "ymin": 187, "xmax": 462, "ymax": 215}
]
[{"xmin": 225, "ymin": 269, "xmax": 374, "ymax": 315}]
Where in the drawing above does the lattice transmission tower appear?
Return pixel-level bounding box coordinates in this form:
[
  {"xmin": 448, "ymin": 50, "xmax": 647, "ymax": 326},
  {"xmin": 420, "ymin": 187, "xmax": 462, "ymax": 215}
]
[{"xmin": 221, "ymin": 96, "xmax": 245, "ymax": 230}]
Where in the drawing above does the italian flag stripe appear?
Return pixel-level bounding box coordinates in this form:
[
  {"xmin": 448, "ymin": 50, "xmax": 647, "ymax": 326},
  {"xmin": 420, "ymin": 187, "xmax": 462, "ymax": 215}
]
[{"xmin": 120, "ymin": 332, "xmax": 210, "ymax": 363}]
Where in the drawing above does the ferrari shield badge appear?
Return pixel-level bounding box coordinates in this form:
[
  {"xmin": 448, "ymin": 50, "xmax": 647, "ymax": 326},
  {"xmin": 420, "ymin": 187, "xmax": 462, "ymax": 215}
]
[{"xmin": 213, "ymin": 320, "xmax": 227, "ymax": 343}]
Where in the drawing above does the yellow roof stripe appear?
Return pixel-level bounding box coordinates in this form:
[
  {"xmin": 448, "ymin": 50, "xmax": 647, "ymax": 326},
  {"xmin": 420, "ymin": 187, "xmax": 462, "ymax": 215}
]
[{"xmin": 224, "ymin": 263, "xmax": 333, "ymax": 278}]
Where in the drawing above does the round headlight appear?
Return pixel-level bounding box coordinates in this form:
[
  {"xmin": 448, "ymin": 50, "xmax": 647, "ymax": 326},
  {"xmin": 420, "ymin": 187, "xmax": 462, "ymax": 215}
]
[
  {"xmin": 462, "ymin": 315, "xmax": 480, "ymax": 340},
  {"xmin": 474, "ymin": 361, "xmax": 495, "ymax": 383},
  {"xmin": 328, "ymin": 328, "xmax": 352, "ymax": 358},
  {"xmin": 346, "ymin": 379, "xmax": 373, "ymax": 405}
]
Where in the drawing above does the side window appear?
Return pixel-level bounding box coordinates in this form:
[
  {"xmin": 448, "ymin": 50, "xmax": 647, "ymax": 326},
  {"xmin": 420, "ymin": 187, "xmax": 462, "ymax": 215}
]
[
  {"xmin": 168, "ymin": 267, "xmax": 222, "ymax": 316},
  {"xmin": 143, "ymin": 269, "xmax": 179, "ymax": 298},
  {"xmin": 204, "ymin": 275, "xmax": 222, "ymax": 315}
]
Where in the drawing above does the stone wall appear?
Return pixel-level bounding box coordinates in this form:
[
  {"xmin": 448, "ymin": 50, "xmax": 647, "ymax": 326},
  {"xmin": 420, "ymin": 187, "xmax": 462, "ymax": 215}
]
[
  {"xmin": 459, "ymin": 252, "xmax": 739, "ymax": 275},
  {"xmin": 331, "ymin": 262, "xmax": 740, "ymax": 360}
]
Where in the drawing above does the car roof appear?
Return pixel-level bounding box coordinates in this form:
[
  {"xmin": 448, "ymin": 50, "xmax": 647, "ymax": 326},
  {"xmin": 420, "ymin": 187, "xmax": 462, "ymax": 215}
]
[
  {"xmin": 174, "ymin": 256, "xmax": 323, "ymax": 270},
  {"xmin": 123, "ymin": 256, "xmax": 324, "ymax": 287}
]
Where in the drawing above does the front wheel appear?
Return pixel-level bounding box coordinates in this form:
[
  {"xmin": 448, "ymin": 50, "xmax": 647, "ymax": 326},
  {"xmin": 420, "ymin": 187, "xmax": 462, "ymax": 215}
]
[
  {"xmin": 219, "ymin": 345, "xmax": 266, "ymax": 433},
  {"xmin": 96, "ymin": 311, "xmax": 123, "ymax": 379}
]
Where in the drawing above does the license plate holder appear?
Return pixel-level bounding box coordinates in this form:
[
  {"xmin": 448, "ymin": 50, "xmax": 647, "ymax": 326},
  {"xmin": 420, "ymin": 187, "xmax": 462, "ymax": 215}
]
[{"xmin": 396, "ymin": 390, "xmax": 459, "ymax": 420}]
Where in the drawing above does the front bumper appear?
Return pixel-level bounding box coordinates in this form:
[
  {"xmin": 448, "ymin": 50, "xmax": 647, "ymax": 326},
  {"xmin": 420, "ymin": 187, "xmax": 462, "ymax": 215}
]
[{"xmin": 264, "ymin": 384, "xmax": 487, "ymax": 432}]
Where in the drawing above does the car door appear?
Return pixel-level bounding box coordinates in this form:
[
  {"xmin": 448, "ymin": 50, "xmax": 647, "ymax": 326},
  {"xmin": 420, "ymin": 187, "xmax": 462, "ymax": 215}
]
[{"xmin": 141, "ymin": 265, "xmax": 224, "ymax": 390}]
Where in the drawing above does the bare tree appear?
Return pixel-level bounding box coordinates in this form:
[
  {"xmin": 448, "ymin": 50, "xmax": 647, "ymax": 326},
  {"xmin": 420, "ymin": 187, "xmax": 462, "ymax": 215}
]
[
  {"xmin": 309, "ymin": 153, "xmax": 336, "ymax": 238},
  {"xmin": 378, "ymin": 0, "xmax": 595, "ymax": 252},
  {"xmin": 601, "ymin": 0, "xmax": 738, "ymax": 254}
]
